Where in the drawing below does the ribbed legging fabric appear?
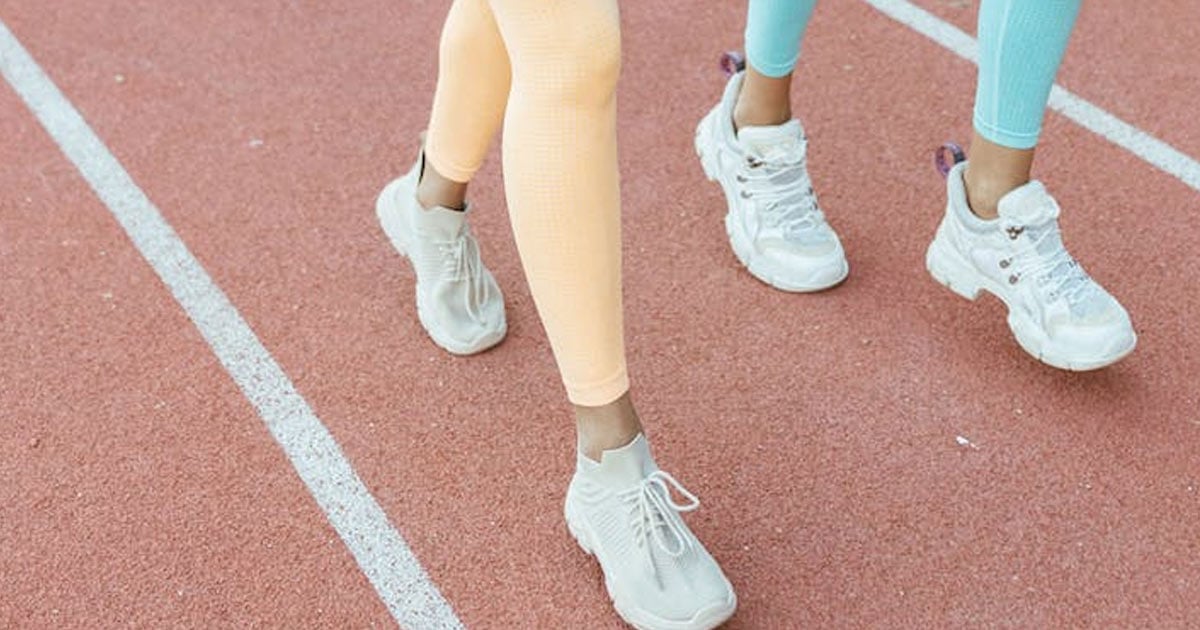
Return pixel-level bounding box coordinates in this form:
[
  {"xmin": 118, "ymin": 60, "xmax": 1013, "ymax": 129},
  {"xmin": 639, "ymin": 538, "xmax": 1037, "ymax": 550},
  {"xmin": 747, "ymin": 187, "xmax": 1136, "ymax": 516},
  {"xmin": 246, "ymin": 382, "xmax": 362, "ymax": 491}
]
[
  {"xmin": 743, "ymin": 0, "xmax": 1082, "ymax": 148},
  {"xmin": 424, "ymin": 0, "xmax": 628, "ymax": 406}
]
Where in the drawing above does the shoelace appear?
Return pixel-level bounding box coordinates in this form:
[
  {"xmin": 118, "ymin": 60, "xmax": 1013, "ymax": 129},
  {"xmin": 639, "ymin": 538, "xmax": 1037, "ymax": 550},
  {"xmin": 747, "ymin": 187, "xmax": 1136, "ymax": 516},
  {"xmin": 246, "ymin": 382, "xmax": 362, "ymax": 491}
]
[
  {"xmin": 737, "ymin": 153, "xmax": 825, "ymax": 239},
  {"xmin": 434, "ymin": 229, "xmax": 493, "ymax": 320},
  {"xmin": 1005, "ymin": 220, "xmax": 1094, "ymax": 305},
  {"xmin": 618, "ymin": 470, "xmax": 700, "ymax": 571}
]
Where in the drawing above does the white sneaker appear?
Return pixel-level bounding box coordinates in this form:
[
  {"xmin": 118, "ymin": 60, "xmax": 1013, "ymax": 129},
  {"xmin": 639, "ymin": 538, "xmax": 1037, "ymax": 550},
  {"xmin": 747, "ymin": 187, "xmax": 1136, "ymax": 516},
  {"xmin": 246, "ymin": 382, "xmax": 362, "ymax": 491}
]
[
  {"xmin": 695, "ymin": 70, "xmax": 848, "ymax": 292},
  {"xmin": 926, "ymin": 161, "xmax": 1136, "ymax": 370},
  {"xmin": 375, "ymin": 152, "xmax": 506, "ymax": 355},
  {"xmin": 565, "ymin": 435, "xmax": 736, "ymax": 630}
]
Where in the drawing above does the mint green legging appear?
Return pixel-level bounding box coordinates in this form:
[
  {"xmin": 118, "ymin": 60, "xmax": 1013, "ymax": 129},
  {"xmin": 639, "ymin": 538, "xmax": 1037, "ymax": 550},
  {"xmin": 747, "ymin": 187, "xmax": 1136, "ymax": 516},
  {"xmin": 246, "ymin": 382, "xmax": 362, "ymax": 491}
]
[{"xmin": 744, "ymin": 0, "xmax": 1082, "ymax": 149}]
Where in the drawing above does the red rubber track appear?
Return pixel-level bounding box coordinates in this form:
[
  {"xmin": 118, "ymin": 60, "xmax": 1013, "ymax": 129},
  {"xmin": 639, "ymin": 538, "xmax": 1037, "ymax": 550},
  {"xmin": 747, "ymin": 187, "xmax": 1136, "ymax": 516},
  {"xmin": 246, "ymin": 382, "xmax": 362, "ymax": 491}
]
[
  {"xmin": 3, "ymin": 0, "xmax": 1198, "ymax": 627},
  {"xmin": 910, "ymin": 0, "xmax": 1200, "ymax": 160},
  {"xmin": 0, "ymin": 86, "xmax": 390, "ymax": 626}
]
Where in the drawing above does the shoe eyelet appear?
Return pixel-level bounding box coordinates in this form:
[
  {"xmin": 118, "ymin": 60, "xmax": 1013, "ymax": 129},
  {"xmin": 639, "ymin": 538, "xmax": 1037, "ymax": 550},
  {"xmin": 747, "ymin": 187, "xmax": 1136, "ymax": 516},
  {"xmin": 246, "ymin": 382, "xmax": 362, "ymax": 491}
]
[
  {"xmin": 1006, "ymin": 226, "xmax": 1025, "ymax": 240},
  {"xmin": 999, "ymin": 259, "xmax": 1010, "ymax": 269},
  {"xmin": 740, "ymin": 191, "xmax": 753, "ymax": 199},
  {"xmin": 1008, "ymin": 274, "xmax": 1020, "ymax": 285}
]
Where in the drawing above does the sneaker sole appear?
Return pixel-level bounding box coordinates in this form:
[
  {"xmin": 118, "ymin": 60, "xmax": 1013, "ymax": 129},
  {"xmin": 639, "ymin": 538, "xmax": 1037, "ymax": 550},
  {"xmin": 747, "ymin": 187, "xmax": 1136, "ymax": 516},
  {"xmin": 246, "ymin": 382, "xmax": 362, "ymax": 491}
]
[
  {"xmin": 374, "ymin": 178, "xmax": 506, "ymax": 356},
  {"xmin": 694, "ymin": 111, "xmax": 849, "ymax": 293},
  {"xmin": 925, "ymin": 227, "xmax": 1136, "ymax": 371},
  {"xmin": 565, "ymin": 501, "xmax": 737, "ymax": 630}
]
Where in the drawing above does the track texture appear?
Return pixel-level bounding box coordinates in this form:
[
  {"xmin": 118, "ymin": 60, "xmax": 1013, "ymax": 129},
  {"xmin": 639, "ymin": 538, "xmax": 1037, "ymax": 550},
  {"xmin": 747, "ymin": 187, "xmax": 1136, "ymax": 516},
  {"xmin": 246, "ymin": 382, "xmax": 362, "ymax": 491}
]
[{"xmin": 2, "ymin": 0, "xmax": 1198, "ymax": 627}]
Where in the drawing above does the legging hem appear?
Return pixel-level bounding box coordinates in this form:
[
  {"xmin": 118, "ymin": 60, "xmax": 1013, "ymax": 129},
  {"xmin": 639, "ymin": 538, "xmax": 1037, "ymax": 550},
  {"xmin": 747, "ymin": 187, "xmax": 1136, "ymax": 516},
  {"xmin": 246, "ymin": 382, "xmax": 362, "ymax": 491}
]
[
  {"xmin": 744, "ymin": 54, "xmax": 798, "ymax": 79},
  {"xmin": 565, "ymin": 368, "xmax": 630, "ymax": 407},
  {"xmin": 424, "ymin": 137, "xmax": 480, "ymax": 183},
  {"xmin": 973, "ymin": 114, "xmax": 1041, "ymax": 150}
]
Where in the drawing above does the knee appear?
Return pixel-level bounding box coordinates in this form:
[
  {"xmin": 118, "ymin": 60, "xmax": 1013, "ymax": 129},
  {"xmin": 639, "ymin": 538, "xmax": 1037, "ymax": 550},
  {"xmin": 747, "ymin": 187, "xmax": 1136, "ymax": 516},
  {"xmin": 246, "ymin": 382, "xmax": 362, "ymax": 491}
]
[{"xmin": 516, "ymin": 11, "xmax": 621, "ymax": 108}]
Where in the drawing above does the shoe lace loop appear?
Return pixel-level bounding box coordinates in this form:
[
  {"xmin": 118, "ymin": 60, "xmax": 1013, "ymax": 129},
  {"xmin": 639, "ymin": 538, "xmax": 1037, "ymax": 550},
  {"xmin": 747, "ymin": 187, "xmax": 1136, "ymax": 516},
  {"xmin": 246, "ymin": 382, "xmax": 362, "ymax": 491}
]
[
  {"xmin": 434, "ymin": 230, "xmax": 492, "ymax": 319},
  {"xmin": 1005, "ymin": 220, "xmax": 1093, "ymax": 304},
  {"xmin": 619, "ymin": 470, "xmax": 699, "ymax": 565},
  {"xmin": 737, "ymin": 150, "xmax": 824, "ymax": 238}
]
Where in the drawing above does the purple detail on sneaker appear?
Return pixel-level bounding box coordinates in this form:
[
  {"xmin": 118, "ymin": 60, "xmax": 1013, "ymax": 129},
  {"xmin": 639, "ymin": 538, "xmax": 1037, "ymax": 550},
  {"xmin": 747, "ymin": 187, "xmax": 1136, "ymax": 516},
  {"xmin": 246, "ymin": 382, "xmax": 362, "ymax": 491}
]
[
  {"xmin": 935, "ymin": 142, "xmax": 967, "ymax": 178},
  {"xmin": 720, "ymin": 51, "xmax": 746, "ymax": 78}
]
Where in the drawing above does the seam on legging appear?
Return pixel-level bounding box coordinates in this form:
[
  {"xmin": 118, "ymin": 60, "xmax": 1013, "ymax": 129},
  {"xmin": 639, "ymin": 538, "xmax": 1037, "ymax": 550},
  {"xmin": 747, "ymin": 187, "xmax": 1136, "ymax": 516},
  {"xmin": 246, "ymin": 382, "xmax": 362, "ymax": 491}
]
[{"xmin": 989, "ymin": 0, "xmax": 1014, "ymax": 136}]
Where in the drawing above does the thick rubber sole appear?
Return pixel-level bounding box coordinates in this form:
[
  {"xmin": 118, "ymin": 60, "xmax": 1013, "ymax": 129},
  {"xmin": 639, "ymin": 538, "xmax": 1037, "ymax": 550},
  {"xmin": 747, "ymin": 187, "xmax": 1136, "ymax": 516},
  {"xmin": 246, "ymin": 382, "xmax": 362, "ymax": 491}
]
[{"xmin": 925, "ymin": 225, "xmax": 1136, "ymax": 371}]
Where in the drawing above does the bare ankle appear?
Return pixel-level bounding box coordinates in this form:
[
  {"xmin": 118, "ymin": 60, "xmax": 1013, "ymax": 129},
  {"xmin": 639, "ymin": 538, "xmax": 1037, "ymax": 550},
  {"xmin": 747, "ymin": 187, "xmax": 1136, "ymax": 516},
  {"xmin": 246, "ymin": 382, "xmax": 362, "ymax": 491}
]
[
  {"xmin": 416, "ymin": 157, "xmax": 468, "ymax": 211},
  {"xmin": 963, "ymin": 166, "xmax": 1009, "ymax": 219},
  {"xmin": 574, "ymin": 392, "xmax": 644, "ymax": 462},
  {"xmin": 734, "ymin": 100, "xmax": 791, "ymax": 130},
  {"xmin": 963, "ymin": 132, "xmax": 1035, "ymax": 220},
  {"xmin": 733, "ymin": 67, "xmax": 793, "ymax": 130}
]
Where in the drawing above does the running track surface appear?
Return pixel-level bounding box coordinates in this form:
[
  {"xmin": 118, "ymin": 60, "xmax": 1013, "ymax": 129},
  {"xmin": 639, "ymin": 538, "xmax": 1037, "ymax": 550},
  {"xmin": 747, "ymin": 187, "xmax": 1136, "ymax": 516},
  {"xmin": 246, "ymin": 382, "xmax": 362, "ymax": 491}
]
[{"xmin": 3, "ymin": 1, "xmax": 1198, "ymax": 628}]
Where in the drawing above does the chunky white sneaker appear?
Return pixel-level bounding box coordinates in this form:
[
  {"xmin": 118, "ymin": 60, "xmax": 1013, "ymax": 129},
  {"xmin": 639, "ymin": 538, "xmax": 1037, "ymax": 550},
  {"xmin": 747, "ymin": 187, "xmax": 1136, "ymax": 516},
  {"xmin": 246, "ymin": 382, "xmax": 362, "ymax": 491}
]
[
  {"xmin": 565, "ymin": 435, "xmax": 737, "ymax": 630},
  {"xmin": 695, "ymin": 70, "xmax": 848, "ymax": 292},
  {"xmin": 926, "ymin": 161, "xmax": 1136, "ymax": 370},
  {"xmin": 375, "ymin": 152, "xmax": 506, "ymax": 355}
]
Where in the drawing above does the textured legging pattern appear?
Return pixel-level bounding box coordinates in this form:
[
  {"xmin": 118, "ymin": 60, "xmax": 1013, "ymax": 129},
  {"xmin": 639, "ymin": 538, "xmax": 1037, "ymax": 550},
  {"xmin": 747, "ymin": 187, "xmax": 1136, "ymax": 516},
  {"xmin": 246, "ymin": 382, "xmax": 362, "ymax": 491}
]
[
  {"xmin": 424, "ymin": 0, "xmax": 628, "ymax": 406},
  {"xmin": 973, "ymin": 0, "xmax": 1082, "ymax": 149},
  {"xmin": 745, "ymin": 0, "xmax": 817, "ymax": 78},
  {"xmin": 742, "ymin": 0, "xmax": 1081, "ymax": 148}
]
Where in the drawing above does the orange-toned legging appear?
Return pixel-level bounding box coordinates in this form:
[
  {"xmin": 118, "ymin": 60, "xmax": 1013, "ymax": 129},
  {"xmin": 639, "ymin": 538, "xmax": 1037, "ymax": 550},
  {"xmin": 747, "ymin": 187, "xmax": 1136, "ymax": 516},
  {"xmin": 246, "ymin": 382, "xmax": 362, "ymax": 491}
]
[{"xmin": 424, "ymin": 0, "xmax": 628, "ymax": 407}]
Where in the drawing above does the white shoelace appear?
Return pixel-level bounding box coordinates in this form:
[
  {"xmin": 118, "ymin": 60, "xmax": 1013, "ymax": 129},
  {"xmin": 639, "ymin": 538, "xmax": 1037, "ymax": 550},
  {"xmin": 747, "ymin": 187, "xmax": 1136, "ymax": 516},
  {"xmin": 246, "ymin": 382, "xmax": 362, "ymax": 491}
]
[
  {"xmin": 434, "ymin": 230, "xmax": 493, "ymax": 320},
  {"xmin": 737, "ymin": 154, "xmax": 825, "ymax": 239},
  {"xmin": 619, "ymin": 470, "xmax": 700, "ymax": 571},
  {"xmin": 1004, "ymin": 220, "xmax": 1095, "ymax": 307}
]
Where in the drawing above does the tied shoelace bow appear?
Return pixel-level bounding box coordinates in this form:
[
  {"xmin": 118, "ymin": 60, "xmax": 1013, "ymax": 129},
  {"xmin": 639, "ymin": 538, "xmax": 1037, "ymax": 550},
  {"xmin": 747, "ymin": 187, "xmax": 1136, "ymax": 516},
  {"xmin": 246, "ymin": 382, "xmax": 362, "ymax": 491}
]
[
  {"xmin": 737, "ymin": 145, "xmax": 825, "ymax": 239},
  {"xmin": 618, "ymin": 470, "xmax": 700, "ymax": 569},
  {"xmin": 1003, "ymin": 219, "xmax": 1095, "ymax": 305},
  {"xmin": 434, "ymin": 229, "xmax": 495, "ymax": 320}
]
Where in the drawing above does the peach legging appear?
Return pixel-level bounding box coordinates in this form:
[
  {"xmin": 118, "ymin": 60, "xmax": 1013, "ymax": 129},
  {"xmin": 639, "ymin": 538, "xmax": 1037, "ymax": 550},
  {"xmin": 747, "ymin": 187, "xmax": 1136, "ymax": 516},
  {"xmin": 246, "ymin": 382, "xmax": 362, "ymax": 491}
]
[{"xmin": 424, "ymin": 0, "xmax": 628, "ymax": 406}]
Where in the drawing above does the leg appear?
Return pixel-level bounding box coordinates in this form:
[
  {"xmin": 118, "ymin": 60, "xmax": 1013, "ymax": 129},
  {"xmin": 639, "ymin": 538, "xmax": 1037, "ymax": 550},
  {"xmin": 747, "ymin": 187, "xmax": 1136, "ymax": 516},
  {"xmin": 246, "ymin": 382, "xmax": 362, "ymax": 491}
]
[
  {"xmin": 375, "ymin": 0, "xmax": 510, "ymax": 355},
  {"xmin": 925, "ymin": 0, "xmax": 1135, "ymax": 370},
  {"xmin": 420, "ymin": 0, "xmax": 511, "ymax": 209},
  {"xmin": 735, "ymin": 0, "xmax": 818, "ymax": 128},
  {"xmin": 487, "ymin": 1, "xmax": 737, "ymax": 624},
  {"xmin": 965, "ymin": 0, "xmax": 1081, "ymax": 218},
  {"xmin": 486, "ymin": 0, "xmax": 633, "ymax": 451}
]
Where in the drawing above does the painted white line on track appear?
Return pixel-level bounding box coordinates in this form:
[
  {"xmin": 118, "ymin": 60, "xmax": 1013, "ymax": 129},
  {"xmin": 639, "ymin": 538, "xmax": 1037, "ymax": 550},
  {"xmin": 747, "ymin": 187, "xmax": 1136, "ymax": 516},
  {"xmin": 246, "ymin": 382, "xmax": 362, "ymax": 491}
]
[
  {"xmin": 863, "ymin": 0, "xmax": 1200, "ymax": 193},
  {"xmin": 0, "ymin": 19, "xmax": 463, "ymax": 630}
]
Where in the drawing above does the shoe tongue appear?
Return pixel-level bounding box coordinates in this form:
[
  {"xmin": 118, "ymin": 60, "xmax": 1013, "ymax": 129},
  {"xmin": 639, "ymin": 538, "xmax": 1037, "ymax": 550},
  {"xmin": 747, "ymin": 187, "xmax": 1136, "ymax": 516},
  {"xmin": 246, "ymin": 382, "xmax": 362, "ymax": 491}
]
[
  {"xmin": 997, "ymin": 180, "xmax": 1093, "ymax": 306},
  {"xmin": 589, "ymin": 434, "xmax": 657, "ymax": 488},
  {"xmin": 738, "ymin": 120, "xmax": 805, "ymax": 162},
  {"xmin": 997, "ymin": 180, "xmax": 1060, "ymax": 226},
  {"xmin": 415, "ymin": 202, "xmax": 469, "ymax": 236}
]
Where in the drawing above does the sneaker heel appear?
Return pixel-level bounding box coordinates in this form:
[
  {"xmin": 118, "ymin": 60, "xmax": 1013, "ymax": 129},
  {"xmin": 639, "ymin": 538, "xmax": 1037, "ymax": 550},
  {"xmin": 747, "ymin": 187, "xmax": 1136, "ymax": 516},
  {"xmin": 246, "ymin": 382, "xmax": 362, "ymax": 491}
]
[
  {"xmin": 719, "ymin": 51, "xmax": 745, "ymax": 77},
  {"xmin": 695, "ymin": 126, "xmax": 719, "ymax": 182},
  {"xmin": 375, "ymin": 184, "xmax": 409, "ymax": 259},
  {"xmin": 926, "ymin": 232, "xmax": 982, "ymax": 301},
  {"xmin": 566, "ymin": 519, "xmax": 593, "ymax": 556},
  {"xmin": 564, "ymin": 502, "xmax": 594, "ymax": 556}
]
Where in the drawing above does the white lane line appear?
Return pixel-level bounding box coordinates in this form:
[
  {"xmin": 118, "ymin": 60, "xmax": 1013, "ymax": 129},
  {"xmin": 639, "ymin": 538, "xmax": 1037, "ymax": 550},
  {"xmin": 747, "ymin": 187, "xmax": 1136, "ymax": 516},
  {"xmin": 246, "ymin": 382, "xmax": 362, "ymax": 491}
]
[
  {"xmin": 862, "ymin": 0, "xmax": 1200, "ymax": 193},
  {"xmin": 0, "ymin": 19, "xmax": 463, "ymax": 630}
]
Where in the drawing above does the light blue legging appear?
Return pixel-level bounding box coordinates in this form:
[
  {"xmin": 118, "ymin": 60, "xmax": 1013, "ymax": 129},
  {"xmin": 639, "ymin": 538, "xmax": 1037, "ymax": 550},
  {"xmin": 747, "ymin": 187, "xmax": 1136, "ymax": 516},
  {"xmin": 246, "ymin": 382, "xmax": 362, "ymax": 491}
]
[{"xmin": 744, "ymin": 0, "xmax": 1082, "ymax": 149}]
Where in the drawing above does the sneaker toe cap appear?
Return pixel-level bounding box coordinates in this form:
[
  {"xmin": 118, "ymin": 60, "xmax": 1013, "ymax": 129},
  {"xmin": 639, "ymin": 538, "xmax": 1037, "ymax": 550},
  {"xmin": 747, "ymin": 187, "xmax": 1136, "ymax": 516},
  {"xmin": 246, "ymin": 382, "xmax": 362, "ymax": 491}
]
[
  {"xmin": 422, "ymin": 286, "xmax": 507, "ymax": 355},
  {"xmin": 1045, "ymin": 306, "xmax": 1136, "ymax": 367},
  {"xmin": 755, "ymin": 240, "xmax": 849, "ymax": 291},
  {"xmin": 617, "ymin": 554, "xmax": 736, "ymax": 627}
]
